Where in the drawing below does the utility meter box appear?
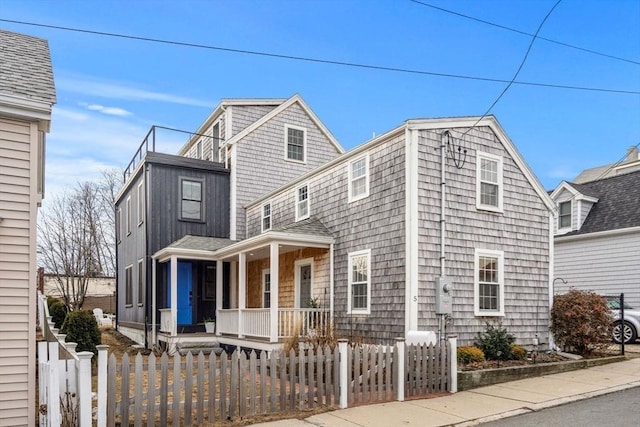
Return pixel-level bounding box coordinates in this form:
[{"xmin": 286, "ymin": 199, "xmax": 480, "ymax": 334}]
[{"xmin": 435, "ymin": 276, "xmax": 453, "ymax": 315}]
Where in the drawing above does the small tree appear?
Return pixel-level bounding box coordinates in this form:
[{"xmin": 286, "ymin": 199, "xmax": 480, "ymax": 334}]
[
  {"xmin": 61, "ymin": 311, "xmax": 101, "ymax": 354},
  {"xmin": 550, "ymin": 289, "xmax": 612, "ymax": 355},
  {"xmin": 475, "ymin": 322, "xmax": 515, "ymax": 360}
]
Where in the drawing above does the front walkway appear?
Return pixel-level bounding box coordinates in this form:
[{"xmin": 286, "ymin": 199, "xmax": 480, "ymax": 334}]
[{"xmin": 253, "ymin": 350, "xmax": 640, "ymax": 427}]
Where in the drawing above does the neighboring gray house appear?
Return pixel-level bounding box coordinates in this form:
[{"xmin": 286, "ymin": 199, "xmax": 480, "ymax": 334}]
[
  {"xmin": 0, "ymin": 29, "xmax": 56, "ymax": 426},
  {"xmin": 124, "ymin": 109, "xmax": 554, "ymax": 353},
  {"xmin": 115, "ymin": 95, "xmax": 344, "ymax": 348},
  {"xmin": 551, "ymin": 165, "xmax": 640, "ymax": 309}
]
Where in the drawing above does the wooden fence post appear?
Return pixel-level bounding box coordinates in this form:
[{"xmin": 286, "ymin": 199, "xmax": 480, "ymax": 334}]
[
  {"xmin": 395, "ymin": 337, "xmax": 405, "ymax": 402},
  {"xmin": 76, "ymin": 351, "xmax": 94, "ymax": 427},
  {"xmin": 448, "ymin": 335, "xmax": 457, "ymax": 393},
  {"xmin": 338, "ymin": 339, "xmax": 348, "ymax": 409},
  {"xmin": 96, "ymin": 345, "xmax": 109, "ymax": 427}
]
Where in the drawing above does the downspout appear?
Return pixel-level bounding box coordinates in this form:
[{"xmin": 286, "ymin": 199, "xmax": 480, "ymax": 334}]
[{"xmin": 440, "ymin": 133, "xmax": 446, "ymax": 278}]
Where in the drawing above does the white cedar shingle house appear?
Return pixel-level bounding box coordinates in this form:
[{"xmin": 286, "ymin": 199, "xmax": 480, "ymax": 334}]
[
  {"xmin": 118, "ymin": 102, "xmax": 555, "ymax": 352},
  {"xmin": 0, "ymin": 29, "xmax": 56, "ymax": 426},
  {"xmin": 551, "ymin": 154, "xmax": 640, "ymax": 308}
]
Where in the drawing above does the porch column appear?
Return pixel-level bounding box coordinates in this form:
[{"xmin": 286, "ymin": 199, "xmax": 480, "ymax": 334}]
[
  {"xmin": 269, "ymin": 242, "xmax": 279, "ymax": 343},
  {"xmin": 216, "ymin": 259, "xmax": 223, "ymax": 337},
  {"xmin": 230, "ymin": 261, "xmax": 237, "ymax": 308},
  {"xmin": 238, "ymin": 253, "xmax": 246, "ymax": 338},
  {"xmin": 170, "ymin": 255, "xmax": 178, "ymax": 336},
  {"xmin": 151, "ymin": 257, "xmax": 157, "ymax": 347}
]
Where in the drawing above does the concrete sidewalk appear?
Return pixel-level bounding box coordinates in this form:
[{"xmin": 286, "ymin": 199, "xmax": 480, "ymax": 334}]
[{"xmin": 254, "ymin": 356, "xmax": 640, "ymax": 427}]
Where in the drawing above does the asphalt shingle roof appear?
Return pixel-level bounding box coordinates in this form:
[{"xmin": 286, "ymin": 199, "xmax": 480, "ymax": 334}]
[
  {"xmin": 274, "ymin": 217, "xmax": 333, "ymax": 238},
  {"xmin": 564, "ymin": 170, "xmax": 640, "ymax": 236},
  {"xmin": 0, "ymin": 29, "xmax": 56, "ymax": 104},
  {"xmin": 167, "ymin": 235, "xmax": 235, "ymax": 251}
]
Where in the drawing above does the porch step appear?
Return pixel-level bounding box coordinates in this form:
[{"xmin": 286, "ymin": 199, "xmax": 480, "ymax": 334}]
[{"xmin": 176, "ymin": 342, "xmax": 223, "ymax": 356}]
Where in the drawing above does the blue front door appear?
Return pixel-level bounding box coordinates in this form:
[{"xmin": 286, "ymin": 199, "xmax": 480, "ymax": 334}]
[{"xmin": 177, "ymin": 261, "xmax": 193, "ymax": 324}]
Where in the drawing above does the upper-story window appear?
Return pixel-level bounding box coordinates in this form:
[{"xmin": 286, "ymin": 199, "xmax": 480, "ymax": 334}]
[
  {"xmin": 295, "ymin": 184, "xmax": 310, "ymax": 221},
  {"xmin": 474, "ymin": 249, "xmax": 504, "ymax": 316},
  {"xmin": 126, "ymin": 196, "xmax": 132, "ymax": 235},
  {"xmin": 137, "ymin": 259, "xmax": 144, "ymax": 307},
  {"xmin": 137, "ymin": 182, "xmax": 144, "ymax": 226},
  {"xmin": 116, "ymin": 207, "xmax": 122, "ymax": 244},
  {"xmin": 349, "ymin": 154, "xmax": 369, "ymax": 202},
  {"xmin": 348, "ymin": 249, "xmax": 371, "ymax": 315},
  {"xmin": 476, "ymin": 152, "xmax": 503, "ymax": 212},
  {"xmin": 262, "ymin": 202, "xmax": 272, "ymax": 232},
  {"xmin": 196, "ymin": 141, "xmax": 202, "ymax": 159},
  {"xmin": 181, "ymin": 178, "xmax": 204, "ymax": 221},
  {"xmin": 285, "ymin": 125, "xmax": 306, "ymax": 163},
  {"xmin": 558, "ymin": 201, "xmax": 572, "ymax": 229},
  {"xmin": 125, "ymin": 265, "xmax": 133, "ymax": 307},
  {"xmin": 212, "ymin": 123, "xmax": 220, "ymax": 162}
]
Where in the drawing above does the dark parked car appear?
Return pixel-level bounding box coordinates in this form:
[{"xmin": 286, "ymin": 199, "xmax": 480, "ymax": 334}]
[{"xmin": 607, "ymin": 298, "xmax": 640, "ymax": 344}]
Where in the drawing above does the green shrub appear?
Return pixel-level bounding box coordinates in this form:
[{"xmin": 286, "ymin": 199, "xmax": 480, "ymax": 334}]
[
  {"xmin": 475, "ymin": 322, "xmax": 515, "ymax": 360},
  {"xmin": 48, "ymin": 298, "xmax": 68, "ymax": 329},
  {"xmin": 457, "ymin": 346, "xmax": 485, "ymax": 364},
  {"xmin": 61, "ymin": 310, "xmax": 101, "ymax": 354},
  {"xmin": 550, "ymin": 289, "xmax": 611, "ymax": 355},
  {"xmin": 510, "ymin": 344, "xmax": 528, "ymax": 360}
]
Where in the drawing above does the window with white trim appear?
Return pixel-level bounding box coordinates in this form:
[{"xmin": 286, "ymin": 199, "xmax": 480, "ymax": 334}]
[
  {"xmin": 558, "ymin": 201, "xmax": 571, "ymax": 229},
  {"xmin": 476, "ymin": 152, "xmax": 503, "ymax": 212},
  {"xmin": 348, "ymin": 249, "xmax": 371, "ymax": 314},
  {"xmin": 262, "ymin": 270, "xmax": 271, "ymax": 308},
  {"xmin": 349, "ymin": 155, "xmax": 369, "ymax": 202},
  {"xmin": 125, "ymin": 265, "xmax": 133, "ymax": 306},
  {"xmin": 295, "ymin": 184, "xmax": 309, "ymax": 221},
  {"xmin": 212, "ymin": 123, "xmax": 220, "ymax": 162},
  {"xmin": 474, "ymin": 249, "xmax": 504, "ymax": 316},
  {"xmin": 196, "ymin": 141, "xmax": 202, "ymax": 159},
  {"xmin": 285, "ymin": 125, "xmax": 306, "ymax": 163},
  {"xmin": 137, "ymin": 259, "xmax": 144, "ymax": 306},
  {"xmin": 116, "ymin": 208, "xmax": 122, "ymax": 243},
  {"xmin": 262, "ymin": 202, "xmax": 272, "ymax": 232},
  {"xmin": 180, "ymin": 178, "xmax": 203, "ymax": 221},
  {"xmin": 126, "ymin": 196, "xmax": 132, "ymax": 235},
  {"xmin": 137, "ymin": 182, "xmax": 144, "ymax": 226}
]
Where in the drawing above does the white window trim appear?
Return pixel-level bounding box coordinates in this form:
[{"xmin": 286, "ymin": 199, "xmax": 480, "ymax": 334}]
[
  {"xmin": 557, "ymin": 200, "xmax": 572, "ymax": 232},
  {"xmin": 125, "ymin": 264, "xmax": 133, "ymax": 307},
  {"xmin": 262, "ymin": 201, "xmax": 272, "ymax": 232},
  {"xmin": 117, "ymin": 207, "xmax": 122, "ymax": 243},
  {"xmin": 348, "ymin": 153, "xmax": 370, "ymax": 203},
  {"xmin": 137, "ymin": 182, "xmax": 144, "ymax": 226},
  {"xmin": 284, "ymin": 124, "xmax": 307, "ymax": 164},
  {"xmin": 294, "ymin": 258, "xmax": 314, "ymax": 309},
  {"xmin": 474, "ymin": 248, "xmax": 505, "ymax": 317},
  {"xmin": 137, "ymin": 259, "xmax": 144, "ymax": 307},
  {"xmin": 476, "ymin": 151, "xmax": 504, "ymax": 213},
  {"xmin": 347, "ymin": 249, "xmax": 371, "ymax": 315},
  {"xmin": 262, "ymin": 269, "xmax": 271, "ymax": 308},
  {"xmin": 295, "ymin": 183, "xmax": 310, "ymax": 222},
  {"xmin": 126, "ymin": 196, "xmax": 132, "ymax": 236}
]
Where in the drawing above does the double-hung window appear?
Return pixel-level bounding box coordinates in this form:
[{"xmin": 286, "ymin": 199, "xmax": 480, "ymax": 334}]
[
  {"xmin": 349, "ymin": 155, "xmax": 369, "ymax": 202},
  {"xmin": 181, "ymin": 178, "xmax": 203, "ymax": 221},
  {"xmin": 263, "ymin": 270, "xmax": 271, "ymax": 308},
  {"xmin": 262, "ymin": 202, "xmax": 272, "ymax": 232},
  {"xmin": 558, "ymin": 201, "xmax": 571, "ymax": 229},
  {"xmin": 474, "ymin": 249, "xmax": 504, "ymax": 316},
  {"xmin": 285, "ymin": 125, "xmax": 306, "ymax": 163},
  {"xmin": 295, "ymin": 184, "xmax": 309, "ymax": 221},
  {"xmin": 348, "ymin": 249, "xmax": 371, "ymax": 314},
  {"xmin": 125, "ymin": 265, "xmax": 133, "ymax": 306},
  {"xmin": 476, "ymin": 152, "xmax": 503, "ymax": 212}
]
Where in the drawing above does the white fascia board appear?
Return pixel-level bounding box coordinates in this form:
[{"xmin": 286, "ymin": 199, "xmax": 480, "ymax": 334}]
[
  {"xmin": 554, "ymin": 226, "xmax": 640, "ymax": 243},
  {"xmin": 214, "ymin": 231, "xmax": 334, "ymax": 259},
  {"xmin": 176, "ymin": 98, "xmax": 286, "ymax": 156},
  {"xmin": 246, "ymin": 125, "xmax": 406, "ymax": 209},
  {"xmin": 114, "ymin": 159, "xmax": 146, "ymax": 203},
  {"xmin": 409, "ymin": 116, "xmax": 556, "ymax": 213},
  {"xmin": 549, "ymin": 182, "xmax": 599, "ymax": 204},
  {"xmin": 152, "ymin": 247, "xmax": 216, "ymax": 263},
  {"xmin": 0, "ymin": 93, "xmax": 53, "ymax": 131}
]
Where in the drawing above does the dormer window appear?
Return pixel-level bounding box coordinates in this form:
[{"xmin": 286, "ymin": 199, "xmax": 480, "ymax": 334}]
[
  {"xmin": 285, "ymin": 125, "xmax": 306, "ymax": 163},
  {"xmin": 558, "ymin": 201, "xmax": 571, "ymax": 229}
]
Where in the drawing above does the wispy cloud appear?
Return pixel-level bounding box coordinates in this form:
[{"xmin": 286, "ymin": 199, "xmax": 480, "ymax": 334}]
[
  {"xmin": 57, "ymin": 73, "xmax": 213, "ymax": 108},
  {"xmin": 546, "ymin": 165, "xmax": 579, "ymax": 181},
  {"xmin": 81, "ymin": 103, "xmax": 132, "ymax": 117}
]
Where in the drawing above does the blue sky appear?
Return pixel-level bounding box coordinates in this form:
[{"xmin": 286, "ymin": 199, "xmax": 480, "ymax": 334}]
[{"xmin": 2, "ymin": 0, "xmax": 639, "ymax": 199}]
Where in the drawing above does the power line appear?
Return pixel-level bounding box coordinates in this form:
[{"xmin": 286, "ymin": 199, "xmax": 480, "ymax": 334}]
[
  {"xmin": 408, "ymin": 0, "xmax": 640, "ymax": 66},
  {"xmin": 0, "ymin": 18, "xmax": 638, "ymax": 95},
  {"xmin": 591, "ymin": 140, "xmax": 640, "ymax": 182},
  {"xmin": 457, "ymin": 0, "xmax": 563, "ymax": 138}
]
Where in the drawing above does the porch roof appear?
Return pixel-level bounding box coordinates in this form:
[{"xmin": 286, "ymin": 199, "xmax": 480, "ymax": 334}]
[{"xmin": 152, "ymin": 235, "xmax": 235, "ymax": 262}]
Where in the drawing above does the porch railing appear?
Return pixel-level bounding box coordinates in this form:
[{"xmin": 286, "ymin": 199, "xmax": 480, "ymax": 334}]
[{"xmin": 216, "ymin": 308, "xmax": 330, "ymax": 339}]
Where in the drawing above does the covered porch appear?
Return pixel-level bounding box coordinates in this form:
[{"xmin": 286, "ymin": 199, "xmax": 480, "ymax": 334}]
[{"xmin": 151, "ymin": 223, "xmax": 335, "ymax": 352}]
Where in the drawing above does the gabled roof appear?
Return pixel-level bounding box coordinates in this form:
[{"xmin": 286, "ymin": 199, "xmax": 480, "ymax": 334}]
[
  {"xmin": 559, "ymin": 170, "xmax": 640, "ymax": 236},
  {"xmin": 0, "ymin": 29, "xmax": 56, "ymax": 105}
]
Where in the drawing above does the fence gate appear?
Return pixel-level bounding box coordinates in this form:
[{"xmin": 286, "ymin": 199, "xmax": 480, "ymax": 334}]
[{"xmin": 404, "ymin": 341, "xmax": 451, "ymax": 398}]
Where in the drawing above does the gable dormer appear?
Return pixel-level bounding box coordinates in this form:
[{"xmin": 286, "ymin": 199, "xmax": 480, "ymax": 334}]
[{"xmin": 549, "ymin": 182, "xmax": 599, "ymax": 235}]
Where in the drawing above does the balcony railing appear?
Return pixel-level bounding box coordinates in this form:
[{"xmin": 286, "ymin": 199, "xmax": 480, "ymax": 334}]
[{"xmin": 123, "ymin": 126, "xmax": 156, "ymax": 182}]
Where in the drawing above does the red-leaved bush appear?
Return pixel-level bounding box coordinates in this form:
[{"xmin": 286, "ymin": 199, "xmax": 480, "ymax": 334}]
[{"xmin": 550, "ymin": 289, "xmax": 612, "ymax": 355}]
